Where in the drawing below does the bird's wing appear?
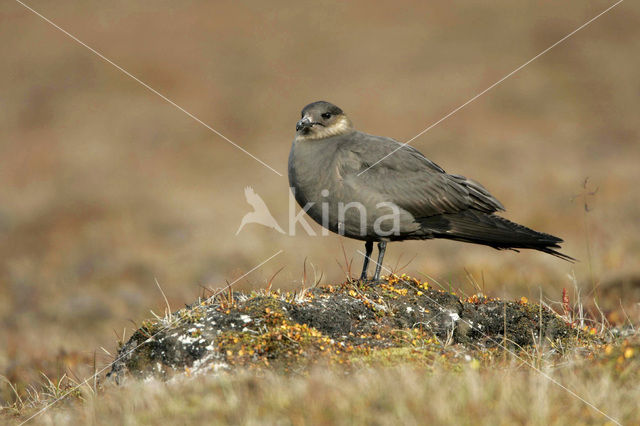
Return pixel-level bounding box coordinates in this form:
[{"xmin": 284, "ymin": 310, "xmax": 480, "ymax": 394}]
[{"xmin": 338, "ymin": 133, "xmax": 505, "ymax": 218}]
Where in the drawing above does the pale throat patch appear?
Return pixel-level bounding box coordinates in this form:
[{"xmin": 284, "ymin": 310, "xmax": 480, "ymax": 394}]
[{"xmin": 297, "ymin": 116, "xmax": 354, "ymax": 141}]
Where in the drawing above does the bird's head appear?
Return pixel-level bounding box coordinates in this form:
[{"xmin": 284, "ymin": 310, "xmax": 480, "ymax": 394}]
[{"xmin": 295, "ymin": 101, "xmax": 354, "ymax": 141}]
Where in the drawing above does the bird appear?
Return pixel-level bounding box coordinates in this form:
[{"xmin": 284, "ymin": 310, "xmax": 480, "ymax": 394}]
[
  {"xmin": 236, "ymin": 186, "xmax": 285, "ymax": 235},
  {"xmin": 288, "ymin": 101, "xmax": 574, "ymax": 281}
]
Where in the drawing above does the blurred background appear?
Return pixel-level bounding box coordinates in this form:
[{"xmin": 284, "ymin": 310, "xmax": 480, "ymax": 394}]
[{"xmin": 1, "ymin": 0, "xmax": 639, "ymax": 391}]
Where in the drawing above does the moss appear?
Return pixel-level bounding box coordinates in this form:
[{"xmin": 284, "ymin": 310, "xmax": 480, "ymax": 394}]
[
  {"xmin": 593, "ymin": 338, "xmax": 640, "ymax": 380},
  {"xmin": 177, "ymin": 305, "xmax": 207, "ymax": 323},
  {"xmin": 121, "ymin": 331, "xmax": 165, "ymax": 379},
  {"xmin": 216, "ymin": 318, "xmax": 348, "ymax": 370},
  {"xmin": 109, "ymin": 275, "xmax": 582, "ymax": 381},
  {"xmin": 140, "ymin": 319, "xmax": 160, "ymax": 335},
  {"xmin": 350, "ymin": 347, "xmax": 437, "ymax": 367},
  {"xmin": 240, "ymin": 296, "xmax": 288, "ymax": 320}
]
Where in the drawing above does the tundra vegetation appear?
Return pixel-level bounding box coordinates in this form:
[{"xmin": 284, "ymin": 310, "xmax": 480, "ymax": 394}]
[
  {"xmin": 2, "ymin": 1, "xmax": 639, "ymax": 424},
  {"xmin": 2, "ymin": 275, "xmax": 639, "ymax": 424}
]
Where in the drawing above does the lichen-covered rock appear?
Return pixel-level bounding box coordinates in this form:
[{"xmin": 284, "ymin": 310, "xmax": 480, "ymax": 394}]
[{"xmin": 107, "ymin": 276, "xmax": 576, "ymax": 383}]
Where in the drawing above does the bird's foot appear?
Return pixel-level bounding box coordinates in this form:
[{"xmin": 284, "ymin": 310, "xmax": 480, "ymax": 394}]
[{"xmin": 356, "ymin": 277, "xmax": 385, "ymax": 286}]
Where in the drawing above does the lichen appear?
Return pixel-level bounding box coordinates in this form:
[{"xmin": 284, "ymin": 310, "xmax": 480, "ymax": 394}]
[{"xmin": 107, "ymin": 275, "xmax": 588, "ymax": 383}]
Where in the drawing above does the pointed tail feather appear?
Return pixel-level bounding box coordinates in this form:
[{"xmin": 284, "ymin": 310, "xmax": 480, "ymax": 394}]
[{"xmin": 419, "ymin": 210, "xmax": 576, "ymax": 262}]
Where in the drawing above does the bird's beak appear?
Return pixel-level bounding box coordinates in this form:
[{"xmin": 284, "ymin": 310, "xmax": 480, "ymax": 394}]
[{"xmin": 296, "ymin": 116, "xmax": 313, "ymax": 132}]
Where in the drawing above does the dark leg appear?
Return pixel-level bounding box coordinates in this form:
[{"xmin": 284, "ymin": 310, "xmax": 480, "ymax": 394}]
[
  {"xmin": 372, "ymin": 242, "xmax": 387, "ymax": 281},
  {"xmin": 360, "ymin": 241, "xmax": 373, "ymax": 280}
]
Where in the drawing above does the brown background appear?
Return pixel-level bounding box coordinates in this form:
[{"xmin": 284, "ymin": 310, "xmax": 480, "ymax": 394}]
[{"xmin": 1, "ymin": 0, "xmax": 638, "ymax": 388}]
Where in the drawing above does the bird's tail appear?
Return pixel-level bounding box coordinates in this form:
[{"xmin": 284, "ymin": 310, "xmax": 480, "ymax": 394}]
[{"xmin": 419, "ymin": 210, "xmax": 575, "ymax": 262}]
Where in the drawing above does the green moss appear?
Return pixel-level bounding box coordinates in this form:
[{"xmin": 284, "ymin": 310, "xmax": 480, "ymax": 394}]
[
  {"xmin": 111, "ymin": 275, "xmax": 585, "ymax": 381},
  {"xmin": 240, "ymin": 296, "xmax": 287, "ymax": 320},
  {"xmin": 349, "ymin": 347, "xmax": 441, "ymax": 368},
  {"xmin": 177, "ymin": 305, "xmax": 206, "ymax": 323},
  {"xmin": 140, "ymin": 319, "xmax": 160, "ymax": 335},
  {"xmin": 215, "ymin": 304, "xmax": 351, "ymax": 370}
]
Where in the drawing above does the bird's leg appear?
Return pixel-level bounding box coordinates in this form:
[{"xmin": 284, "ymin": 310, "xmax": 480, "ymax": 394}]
[
  {"xmin": 372, "ymin": 242, "xmax": 387, "ymax": 281},
  {"xmin": 359, "ymin": 241, "xmax": 373, "ymax": 281}
]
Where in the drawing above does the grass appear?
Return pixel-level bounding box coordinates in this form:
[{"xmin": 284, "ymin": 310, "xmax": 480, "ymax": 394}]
[
  {"xmin": 2, "ymin": 277, "xmax": 639, "ymax": 425},
  {"xmin": 2, "ymin": 0, "xmax": 640, "ymax": 424},
  {"xmin": 3, "ymin": 339, "xmax": 639, "ymax": 425}
]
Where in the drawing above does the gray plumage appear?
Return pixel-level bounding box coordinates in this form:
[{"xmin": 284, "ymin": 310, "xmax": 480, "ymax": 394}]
[{"xmin": 288, "ymin": 101, "xmax": 574, "ymax": 281}]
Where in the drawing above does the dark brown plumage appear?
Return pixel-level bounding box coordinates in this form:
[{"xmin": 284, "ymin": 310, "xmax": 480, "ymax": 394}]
[{"xmin": 288, "ymin": 101, "xmax": 574, "ymax": 281}]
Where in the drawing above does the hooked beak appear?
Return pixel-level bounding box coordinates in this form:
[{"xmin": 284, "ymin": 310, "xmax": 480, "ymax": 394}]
[{"xmin": 296, "ymin": 116, "xmax": 313, "ymax": 132}]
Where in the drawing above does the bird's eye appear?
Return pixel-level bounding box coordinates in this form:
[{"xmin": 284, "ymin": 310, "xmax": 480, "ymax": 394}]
[{"xmin": 321, "ymin": 113, "xmax": 332, "ymax": 119}]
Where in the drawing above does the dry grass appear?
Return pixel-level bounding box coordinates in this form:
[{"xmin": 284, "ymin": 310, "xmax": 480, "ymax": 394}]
[
  {"xmin": 4, "ymin": 345, "xmax": 640, "ymax": 425},
  {"xmin": 2, "ymin": 279, "xmax": 638, "ymax": 424},
  {"xmin": 1, "ymin": 0, "xmax": 640, "ymax": 423}
]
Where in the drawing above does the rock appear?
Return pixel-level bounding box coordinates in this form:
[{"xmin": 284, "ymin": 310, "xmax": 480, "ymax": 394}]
[{"xmin": 107, "ymin": 276, "xmax": 574, "ymax": 383}]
